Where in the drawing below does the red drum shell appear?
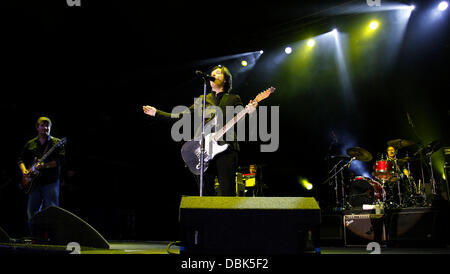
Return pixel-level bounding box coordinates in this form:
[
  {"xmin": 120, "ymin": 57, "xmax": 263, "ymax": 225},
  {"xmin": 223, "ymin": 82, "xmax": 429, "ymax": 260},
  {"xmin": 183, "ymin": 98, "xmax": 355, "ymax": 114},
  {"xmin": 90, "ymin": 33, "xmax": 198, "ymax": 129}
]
[{"xmin": 373, "ymin": 160, "xmax": 393, "ymax": 180}]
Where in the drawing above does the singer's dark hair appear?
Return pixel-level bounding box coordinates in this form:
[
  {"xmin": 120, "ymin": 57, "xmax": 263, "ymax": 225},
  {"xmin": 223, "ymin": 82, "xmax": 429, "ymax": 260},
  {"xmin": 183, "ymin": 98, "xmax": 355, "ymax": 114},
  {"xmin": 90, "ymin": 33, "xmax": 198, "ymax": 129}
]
[{"xmin": 211, "ymin": 65, "xmax": 232, "ymax": 93}]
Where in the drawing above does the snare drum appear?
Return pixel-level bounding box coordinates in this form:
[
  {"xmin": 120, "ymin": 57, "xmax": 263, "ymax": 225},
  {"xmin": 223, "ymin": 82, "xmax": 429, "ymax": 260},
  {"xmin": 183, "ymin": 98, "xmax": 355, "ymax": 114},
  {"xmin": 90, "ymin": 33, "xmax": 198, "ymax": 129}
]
[{"xmin": 373, "ymin": 160, "xmax": 393, "ymax": 180}]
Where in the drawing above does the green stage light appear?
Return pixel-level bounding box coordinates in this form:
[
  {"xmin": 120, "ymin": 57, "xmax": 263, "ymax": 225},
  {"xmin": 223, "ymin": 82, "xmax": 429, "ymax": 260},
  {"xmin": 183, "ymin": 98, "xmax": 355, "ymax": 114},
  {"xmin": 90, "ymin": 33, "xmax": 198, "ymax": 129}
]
[{"xmin": 241, "ymin": 60, "xmax": 248, "ymax": 67}]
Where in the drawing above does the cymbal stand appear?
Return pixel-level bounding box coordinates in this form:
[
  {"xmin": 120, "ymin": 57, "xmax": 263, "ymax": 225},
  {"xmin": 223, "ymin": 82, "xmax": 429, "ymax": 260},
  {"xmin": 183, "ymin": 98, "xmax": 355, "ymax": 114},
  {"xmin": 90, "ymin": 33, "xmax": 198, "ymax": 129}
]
[
  {"xmin": 427, "ymin": 152, "xmax": 437, "ymax": 195},
  {"xmin": 393, "ymin": 158, "xmax": 403, "ymax": 206},
  {"xmin": 340, "ymin": 165, "xmax": 346, "ymax": 210},
  {"xmin": 419, "ymin": 151, "xmax": 426, "ymax": 198}
]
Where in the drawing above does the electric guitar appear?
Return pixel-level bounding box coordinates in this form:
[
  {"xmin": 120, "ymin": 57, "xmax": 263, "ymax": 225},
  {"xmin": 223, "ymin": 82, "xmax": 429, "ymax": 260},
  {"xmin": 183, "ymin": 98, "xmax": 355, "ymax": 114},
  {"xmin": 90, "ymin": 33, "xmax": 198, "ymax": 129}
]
[
  {"xmin": 20, "ymin": 137, "xmax": 67, "ymax": 194},
  {"xmin": 181, "ymin": 87, "xmax": 275, "ymax": 175}
]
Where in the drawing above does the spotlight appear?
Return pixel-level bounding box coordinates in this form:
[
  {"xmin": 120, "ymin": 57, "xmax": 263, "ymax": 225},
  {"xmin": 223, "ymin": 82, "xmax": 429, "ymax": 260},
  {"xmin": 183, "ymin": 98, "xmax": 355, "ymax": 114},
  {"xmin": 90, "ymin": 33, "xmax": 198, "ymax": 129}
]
[
  {"xmin": 438, "ymin": 1, "xmax": 448, "ymax": 11},
  {"xmin": 307, "ymin": 39, "xmax": 316, "ymax": 47},
  {"xmin": 300, "ymin": 179, "xmax": 313, "ymax": 190},
  {"xmin": 285, "ymin": 47, "xmax": 292, "ymax": 54},
  {"xmin": 241, "ymin": 60, "xmax": 248, "ymax": 67},
  {"xmin": 369, "ymin": 20, "xmax": 379, "ymax": 30},
  {"xmin": 259, "ymin": 50, "xmax": 264, "ymax": 54}
]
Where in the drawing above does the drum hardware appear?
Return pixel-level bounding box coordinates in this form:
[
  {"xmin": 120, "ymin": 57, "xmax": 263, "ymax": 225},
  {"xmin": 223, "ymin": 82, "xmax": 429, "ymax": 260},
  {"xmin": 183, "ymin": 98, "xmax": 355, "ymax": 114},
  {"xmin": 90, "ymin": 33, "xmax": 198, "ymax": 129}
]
[
  {"xmin": 414, "ymin": 140, "xmax": 442, "ymax": 196},
  {"xmin": 324, "ymin": 147, "xmax": 372, "ymax": 209},
  {"xmin": 324, "ymin": 158, "xmax": 350, "ymax": 209}
]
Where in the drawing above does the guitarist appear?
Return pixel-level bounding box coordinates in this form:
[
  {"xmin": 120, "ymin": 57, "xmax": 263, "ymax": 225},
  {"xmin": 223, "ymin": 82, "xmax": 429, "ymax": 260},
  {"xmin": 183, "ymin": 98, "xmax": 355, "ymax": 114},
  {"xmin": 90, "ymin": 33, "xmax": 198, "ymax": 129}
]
[
  {"xmin": 17, "ymin": 117, "xmax": 65, "ymax": 234},
  {"xmin": 143, "ymin": 65, "xmax": 257, "ymax": 196}
]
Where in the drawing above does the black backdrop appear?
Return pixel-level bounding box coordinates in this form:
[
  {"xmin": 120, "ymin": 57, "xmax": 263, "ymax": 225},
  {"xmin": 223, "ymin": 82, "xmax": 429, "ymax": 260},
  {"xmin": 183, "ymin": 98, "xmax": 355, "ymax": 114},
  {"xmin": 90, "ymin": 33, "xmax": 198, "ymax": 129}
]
[{"xmin": 0, "ymin": 0, "xmax": 448, "ymax": 241}]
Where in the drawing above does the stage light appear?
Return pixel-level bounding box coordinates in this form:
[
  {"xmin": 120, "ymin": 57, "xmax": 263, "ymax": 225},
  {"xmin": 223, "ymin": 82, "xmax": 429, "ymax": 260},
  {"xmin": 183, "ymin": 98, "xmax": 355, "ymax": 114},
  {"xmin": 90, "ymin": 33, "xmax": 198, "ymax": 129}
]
[
  {"xmin": 438, "ymin": 1, "xmax": 448, "ymax": 11},
  {"xmin": 301, "ymin": 179, "xmax": 313, "ymax": 190},
  {"xmin": 259, "ymin": 50, "xmax": 264, "ymax": 54},
  {"xmin": 241, "ymin": 60, "xmax": 248, "ymax": 67},
  {"xmin": 307, "ymin": 39, "xmax": 316, "ymax": 47},
  {"xmin": 369, "ymin": 20, "xmax": 379, "ymax": 30},
  {"xmin": 285, "ymin": 47, "xmax": 292, "ymax": 54}
]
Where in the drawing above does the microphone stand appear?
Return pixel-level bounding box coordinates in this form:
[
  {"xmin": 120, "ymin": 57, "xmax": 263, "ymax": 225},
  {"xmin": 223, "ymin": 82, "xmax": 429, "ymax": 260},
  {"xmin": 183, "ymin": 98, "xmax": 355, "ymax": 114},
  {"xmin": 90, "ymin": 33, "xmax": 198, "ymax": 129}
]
[
  {"xmin": 199, "ymin": 77, "xmax": 208, "ymax": 197},
  {"xmin": 323, "ymin": 157, "xmax": 356, "ymax": 209}
]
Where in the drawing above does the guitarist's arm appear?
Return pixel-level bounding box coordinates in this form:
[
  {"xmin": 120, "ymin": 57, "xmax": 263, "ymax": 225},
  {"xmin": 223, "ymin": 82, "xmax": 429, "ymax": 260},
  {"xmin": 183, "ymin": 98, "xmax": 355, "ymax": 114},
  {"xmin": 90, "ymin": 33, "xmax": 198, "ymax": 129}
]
[{"xmin": 36, "ymin": 160, "xmax": 58, "ymax": 170}]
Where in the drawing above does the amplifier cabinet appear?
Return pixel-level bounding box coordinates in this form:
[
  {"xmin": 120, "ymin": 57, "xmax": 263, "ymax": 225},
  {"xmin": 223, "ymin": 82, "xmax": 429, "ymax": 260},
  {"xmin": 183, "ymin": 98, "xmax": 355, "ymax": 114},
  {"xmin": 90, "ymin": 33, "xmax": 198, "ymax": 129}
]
[{"xmin": 343, "ymin": 214, "xmax": 386, "ymax": 246}]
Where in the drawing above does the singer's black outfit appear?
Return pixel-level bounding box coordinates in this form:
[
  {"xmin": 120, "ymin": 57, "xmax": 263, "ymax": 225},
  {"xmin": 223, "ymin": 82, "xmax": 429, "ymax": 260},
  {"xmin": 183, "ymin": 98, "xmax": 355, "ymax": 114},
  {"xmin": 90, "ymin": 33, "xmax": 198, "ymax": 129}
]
[{"xmin": 155, "ymin": 91, "xmax": 243, "ymax": 196}]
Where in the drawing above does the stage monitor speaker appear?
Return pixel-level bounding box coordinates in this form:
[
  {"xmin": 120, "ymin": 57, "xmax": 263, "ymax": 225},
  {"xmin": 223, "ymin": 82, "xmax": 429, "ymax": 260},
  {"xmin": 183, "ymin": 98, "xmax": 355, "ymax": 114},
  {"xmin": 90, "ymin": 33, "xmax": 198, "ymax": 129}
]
[
  {"xmin": 0, "ymin": 226, "xmax": 10, "ymax": 243},
  {"xmin": 32, "ymin": 206, "xmax": 110, "ymax": 249},
  {"xmin": 385, "ymin": 208, "xmax": 445, "ymax": 247},
  {"xmin": 179, "ymin": 196, "xmax": 321, "ymax": 254}
]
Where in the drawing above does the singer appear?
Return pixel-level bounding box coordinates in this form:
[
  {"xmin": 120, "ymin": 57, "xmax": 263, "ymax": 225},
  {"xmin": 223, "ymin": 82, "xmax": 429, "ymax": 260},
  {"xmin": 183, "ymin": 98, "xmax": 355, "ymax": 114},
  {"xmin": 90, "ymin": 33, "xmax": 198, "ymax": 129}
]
[{"xmin": 142, "ymin": 65, "xmax": 257, "ymax": 196}]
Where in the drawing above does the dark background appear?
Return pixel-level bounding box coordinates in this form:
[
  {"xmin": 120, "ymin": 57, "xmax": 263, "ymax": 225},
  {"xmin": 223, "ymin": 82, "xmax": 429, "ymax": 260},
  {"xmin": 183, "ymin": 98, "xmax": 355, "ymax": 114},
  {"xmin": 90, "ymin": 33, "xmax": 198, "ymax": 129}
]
[{"xmin": 0, "ymin": 0, "xmax": 448, "ymax": 241}]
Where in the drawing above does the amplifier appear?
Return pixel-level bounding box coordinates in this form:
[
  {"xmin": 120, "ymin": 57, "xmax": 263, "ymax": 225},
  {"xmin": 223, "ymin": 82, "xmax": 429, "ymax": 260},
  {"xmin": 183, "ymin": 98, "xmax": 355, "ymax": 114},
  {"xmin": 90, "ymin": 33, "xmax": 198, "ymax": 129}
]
[{"xmin": 344, "ymin": 214, "xmax": 386, "ymax": 246}]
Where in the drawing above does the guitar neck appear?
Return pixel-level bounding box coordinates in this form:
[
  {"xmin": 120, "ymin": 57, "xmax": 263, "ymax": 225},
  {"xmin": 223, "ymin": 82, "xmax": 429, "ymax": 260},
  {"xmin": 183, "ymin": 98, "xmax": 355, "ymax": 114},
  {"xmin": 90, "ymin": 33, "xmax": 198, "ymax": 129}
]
[
  {"xmin": 211, "ymin": 86, "xmax": 275, "ymax": 142},
  {"xmin": 213, "ymin": 107, "xmax": 249, "ymax": 141},
  {"xmin": 40, "ymin": 145, "xmax": 57, "ymax": 163},
  {"xmin": 38, "ymin": 138, "xmax": 65, "ymax": 164}
]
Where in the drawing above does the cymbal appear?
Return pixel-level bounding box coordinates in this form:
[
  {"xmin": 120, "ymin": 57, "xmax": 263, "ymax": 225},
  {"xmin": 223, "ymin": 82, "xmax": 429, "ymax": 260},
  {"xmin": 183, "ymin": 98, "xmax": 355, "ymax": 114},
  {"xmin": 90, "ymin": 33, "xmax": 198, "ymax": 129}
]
[
  {"xmin": 346, "ymin": 147, "xmax": 373, "ymax": 162},
  {"xmin": 414, "ymin": 140, "xmax": 442, "ymax": 156},
  {"xmin": 387, "ymin": 139, "xmax": 415, "ymax": 149},
  {"xmin": 397, "ymin": 156, "xmax": 418, "ymax": 163}
]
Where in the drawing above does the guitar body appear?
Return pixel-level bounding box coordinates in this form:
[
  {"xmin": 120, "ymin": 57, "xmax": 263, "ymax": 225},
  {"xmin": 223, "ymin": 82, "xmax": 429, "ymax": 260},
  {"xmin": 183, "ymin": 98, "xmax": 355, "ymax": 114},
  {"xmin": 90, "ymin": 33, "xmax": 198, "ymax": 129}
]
[
  {"xmin": 181, "ymin": 133, "xmax": 229, "ymax": 175},
  {"xmin": 20, "ymin": 166, "xmax": 40, "ymax": 194}
]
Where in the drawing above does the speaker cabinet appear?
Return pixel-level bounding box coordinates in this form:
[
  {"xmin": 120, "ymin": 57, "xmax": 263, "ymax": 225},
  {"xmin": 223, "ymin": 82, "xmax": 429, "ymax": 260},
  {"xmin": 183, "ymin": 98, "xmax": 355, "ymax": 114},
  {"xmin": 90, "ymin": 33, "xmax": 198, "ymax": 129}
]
[
  {"xmin": 343, "ymin": 214, "xmax": 386, "ymax": 246},
  {"xmin": 320, "ymin": 214, "xmax": 344, "ymax": 245},
  {"xmin": 0, "ymin": 226, "xmax": 10, "ymax": 243},
  {"xmin": 385, "ymin": 208, "xmax": 445, "ymax": 247},
  {"xmin": 32, "ymin": 206, "xmax": 110, "ymax": 249},
  {"xmin": 179, "ymin": 196, "xmax": 321, "ymax": 254}
]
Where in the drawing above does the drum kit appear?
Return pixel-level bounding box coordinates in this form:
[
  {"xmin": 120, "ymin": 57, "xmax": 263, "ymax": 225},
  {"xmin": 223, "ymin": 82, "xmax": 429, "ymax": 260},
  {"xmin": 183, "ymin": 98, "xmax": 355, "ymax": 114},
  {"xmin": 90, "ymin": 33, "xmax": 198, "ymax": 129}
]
[{"xmin": 325, "ymin": 138, "xmax": 443, "ymax": 210}]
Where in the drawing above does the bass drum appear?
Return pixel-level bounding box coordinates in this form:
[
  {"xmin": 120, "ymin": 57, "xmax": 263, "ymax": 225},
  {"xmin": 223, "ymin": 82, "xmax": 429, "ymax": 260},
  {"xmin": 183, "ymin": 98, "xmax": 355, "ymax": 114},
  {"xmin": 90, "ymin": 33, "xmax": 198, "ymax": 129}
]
[{"xmin": 349, "ymin": 176, "xmax": 386, "ymax": 207}]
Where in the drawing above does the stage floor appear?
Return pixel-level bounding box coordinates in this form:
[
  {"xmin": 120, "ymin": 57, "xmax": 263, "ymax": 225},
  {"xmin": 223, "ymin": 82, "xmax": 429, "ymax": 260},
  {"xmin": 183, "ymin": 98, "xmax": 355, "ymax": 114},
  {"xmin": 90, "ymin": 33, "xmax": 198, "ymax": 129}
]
[{"xmin": 2, "ymin": 241, "xmax": 450, "ymax": 254}]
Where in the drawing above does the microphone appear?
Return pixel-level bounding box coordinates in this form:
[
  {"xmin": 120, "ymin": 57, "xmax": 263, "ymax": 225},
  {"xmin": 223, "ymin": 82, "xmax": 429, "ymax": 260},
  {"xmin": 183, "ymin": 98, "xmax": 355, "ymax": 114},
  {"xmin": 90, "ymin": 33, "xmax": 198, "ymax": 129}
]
[
  {"xmin": 347, "ymin": 157, "xmax": 356, "ymax": 168},
  {"xmin": 195, "ymin": 71, "xmax": 215, "ymax": 82}
]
